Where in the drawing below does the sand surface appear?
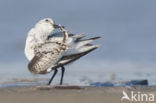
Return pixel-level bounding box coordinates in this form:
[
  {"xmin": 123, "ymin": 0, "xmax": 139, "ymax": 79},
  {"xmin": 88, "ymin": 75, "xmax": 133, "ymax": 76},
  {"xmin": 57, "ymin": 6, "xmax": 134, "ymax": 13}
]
[{"xmin": 0, "ymin": 86, "xmax": 155, "ymax": 103}]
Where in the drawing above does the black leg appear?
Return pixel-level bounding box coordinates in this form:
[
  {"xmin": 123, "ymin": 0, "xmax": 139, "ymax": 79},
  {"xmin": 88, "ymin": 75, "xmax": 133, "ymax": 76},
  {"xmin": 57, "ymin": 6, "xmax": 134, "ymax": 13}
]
[
  {"xmin": 47, "ymin": 69, "xmax": 58, "ymax": 85},
  {"xmin": 60, "ymin": 66, "xmax": 65, "ymax": 85}
]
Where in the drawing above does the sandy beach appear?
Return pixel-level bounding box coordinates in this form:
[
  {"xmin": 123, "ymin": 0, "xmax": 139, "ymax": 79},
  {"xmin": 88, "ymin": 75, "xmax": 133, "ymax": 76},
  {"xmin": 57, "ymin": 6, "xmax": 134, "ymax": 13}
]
[{"xmin": 0, "ymin": 86, "xmax": 155, "ymax": 103}]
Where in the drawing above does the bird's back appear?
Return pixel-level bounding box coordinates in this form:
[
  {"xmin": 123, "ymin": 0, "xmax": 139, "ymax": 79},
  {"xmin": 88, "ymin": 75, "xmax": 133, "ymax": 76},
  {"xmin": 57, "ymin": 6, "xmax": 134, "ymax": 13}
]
[{"xmin": 28, "ymin": 42, "xmax": 68, "ymax": 74}]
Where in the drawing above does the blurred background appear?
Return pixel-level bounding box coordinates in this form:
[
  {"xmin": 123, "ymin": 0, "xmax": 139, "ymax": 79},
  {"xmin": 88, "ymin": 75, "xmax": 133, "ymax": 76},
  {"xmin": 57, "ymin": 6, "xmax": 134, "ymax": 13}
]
[{"xmin": 0, "ymin": 0, "xmax": 155, "ymax": 85}]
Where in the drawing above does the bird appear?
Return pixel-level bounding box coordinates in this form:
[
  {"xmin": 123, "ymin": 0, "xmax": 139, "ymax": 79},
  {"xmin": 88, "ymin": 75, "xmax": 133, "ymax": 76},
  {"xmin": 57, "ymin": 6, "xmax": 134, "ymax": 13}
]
[{"xmin": 25, "ymin": 18, "xmax": 101, "ymax": 85}]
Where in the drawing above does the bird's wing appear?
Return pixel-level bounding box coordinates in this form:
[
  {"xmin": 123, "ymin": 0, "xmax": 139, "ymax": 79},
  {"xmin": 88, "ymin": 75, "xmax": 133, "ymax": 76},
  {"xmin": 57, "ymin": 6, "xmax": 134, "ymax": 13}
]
[
  {"xmin": 48, "ymin": 32, "xmax": 64, "ymax": 38},
  {"xmin": 51, "ymin": 44, "xmax": 99, "ymax": 70},
  {"xmin": 47, "ymin": 32, "xmax": 85, "ymax": 43},
  {"xmin": 63, "ymin": 36, "xmax": 101, "ymax": 56},
  {"xmin": 48, "ymin": 32, "xmax": 84, "ymax": 38},
  {"xmin": 45, "ymin": 32, "xmax": 101, "ymax": 71},
  {"xmin": 28, "ymin": 42, "xmax": 68, "ymax": 74},
  {"xmin": 51, "ymin": 35, "xmax": 101, "ymax": 70}
]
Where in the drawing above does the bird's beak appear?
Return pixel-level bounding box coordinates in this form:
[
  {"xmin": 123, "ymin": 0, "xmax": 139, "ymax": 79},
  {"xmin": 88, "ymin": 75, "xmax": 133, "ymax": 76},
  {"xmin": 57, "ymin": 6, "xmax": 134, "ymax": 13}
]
[{"xmin": 53, "ymin": 24, "xmax": 65, "ymax": 29}]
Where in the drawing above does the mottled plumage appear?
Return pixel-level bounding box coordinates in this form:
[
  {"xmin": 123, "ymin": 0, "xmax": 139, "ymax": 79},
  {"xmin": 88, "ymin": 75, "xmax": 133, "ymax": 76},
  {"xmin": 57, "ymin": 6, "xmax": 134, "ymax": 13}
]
[
  {"xmin": 25, "ymin": 18, "xmax": 101, "ymax": 85},
  {"xmin": 28, "ymin": 42, "xmax": 68, "ymax": 74}
]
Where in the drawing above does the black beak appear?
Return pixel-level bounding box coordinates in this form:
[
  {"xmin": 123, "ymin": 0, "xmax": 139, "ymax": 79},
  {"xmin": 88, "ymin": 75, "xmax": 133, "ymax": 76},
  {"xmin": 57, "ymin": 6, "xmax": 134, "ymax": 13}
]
[{"xmin": 53, "ymin": 24, "xmax": 65, "ymax": 28}]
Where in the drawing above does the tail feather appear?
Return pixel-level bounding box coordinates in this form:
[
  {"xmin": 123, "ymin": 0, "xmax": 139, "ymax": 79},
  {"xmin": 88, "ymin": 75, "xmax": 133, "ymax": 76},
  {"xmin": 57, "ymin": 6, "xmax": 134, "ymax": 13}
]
[
  {"xmin": 76, "ymin": 36, "xmax": 101, "ymax": 48},
  {"xmin": 78, "ymin": 44, "xmax": 100, "ymax": 52},
  {"xmin": 78, "ymin": 36, "xmax": 101, "ymax": 42},
  {"xmin": 73, "ymin": 33, "xmax": 86, "ymax": 41}
]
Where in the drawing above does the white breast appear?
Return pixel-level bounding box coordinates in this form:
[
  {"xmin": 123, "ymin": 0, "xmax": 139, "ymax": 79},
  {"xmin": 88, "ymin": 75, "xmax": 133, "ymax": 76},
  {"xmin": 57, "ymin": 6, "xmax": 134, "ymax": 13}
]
[
  {"xmin": 25, "ymin": 27, "xmax": 49, "ymax": 61},
  {"xmin": 25, "ymin": 36, "xmax": 35, "ymax": 61}
]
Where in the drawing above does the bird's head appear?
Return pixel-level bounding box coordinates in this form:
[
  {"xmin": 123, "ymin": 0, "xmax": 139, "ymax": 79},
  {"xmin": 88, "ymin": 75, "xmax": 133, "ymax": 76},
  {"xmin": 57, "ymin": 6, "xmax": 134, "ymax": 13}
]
[{"xmin": 35, "ymin": 18, "xmax": 62, "ymax": 34}]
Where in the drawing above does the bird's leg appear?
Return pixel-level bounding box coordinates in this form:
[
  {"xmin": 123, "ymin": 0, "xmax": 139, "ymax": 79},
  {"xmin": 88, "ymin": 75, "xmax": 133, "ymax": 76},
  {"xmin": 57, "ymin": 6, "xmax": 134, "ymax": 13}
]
[
  {"xmin": 60, "ymin": 66, "xmax": 65, "ymax": 85},
  {"xmin": 47, "ymin": 69, "xmax": 58, "ymax": 85}
]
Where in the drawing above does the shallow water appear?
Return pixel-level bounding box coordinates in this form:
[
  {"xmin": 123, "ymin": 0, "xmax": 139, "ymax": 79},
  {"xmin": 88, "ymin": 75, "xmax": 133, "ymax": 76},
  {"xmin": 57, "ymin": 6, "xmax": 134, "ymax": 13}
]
[{"xmin": 0, "ymin": 60, "xmax": 156, "ymax": 87}]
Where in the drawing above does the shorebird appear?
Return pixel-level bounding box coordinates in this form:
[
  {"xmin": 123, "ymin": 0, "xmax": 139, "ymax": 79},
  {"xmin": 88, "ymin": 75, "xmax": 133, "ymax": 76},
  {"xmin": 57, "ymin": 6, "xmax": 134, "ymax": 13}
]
[{"xmin": 25, "ymin": 18, "xmax": 101, "ymax": 85}]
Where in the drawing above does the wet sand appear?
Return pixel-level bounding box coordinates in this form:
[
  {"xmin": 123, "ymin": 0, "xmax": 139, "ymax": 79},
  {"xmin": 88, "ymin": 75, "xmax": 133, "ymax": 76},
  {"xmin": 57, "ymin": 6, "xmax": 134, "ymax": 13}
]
[{"xmin": 0, "ymin": 86, "xmax": 155, "ymax": 103}]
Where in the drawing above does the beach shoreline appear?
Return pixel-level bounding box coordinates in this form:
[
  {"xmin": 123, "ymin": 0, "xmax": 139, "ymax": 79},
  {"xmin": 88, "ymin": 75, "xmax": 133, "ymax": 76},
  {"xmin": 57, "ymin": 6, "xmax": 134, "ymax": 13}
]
[{"xmin": 0, "ymin": 86, "xmax": 155, "ymax": 103}]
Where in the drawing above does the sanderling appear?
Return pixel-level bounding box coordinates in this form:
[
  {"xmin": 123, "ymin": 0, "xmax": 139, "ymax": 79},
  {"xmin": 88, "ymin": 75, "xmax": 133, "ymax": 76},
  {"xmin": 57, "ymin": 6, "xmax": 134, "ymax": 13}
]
[{"xmin": 25, "ymin": 18, "xmax": 101, "ymax": 85}]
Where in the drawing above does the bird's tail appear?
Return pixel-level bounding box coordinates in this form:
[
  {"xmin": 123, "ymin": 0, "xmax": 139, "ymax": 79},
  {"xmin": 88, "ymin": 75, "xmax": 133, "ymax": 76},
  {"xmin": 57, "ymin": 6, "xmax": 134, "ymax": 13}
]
[{"xmin": 64, "ymin": 35, "xmax": 101, "ymax": 56}]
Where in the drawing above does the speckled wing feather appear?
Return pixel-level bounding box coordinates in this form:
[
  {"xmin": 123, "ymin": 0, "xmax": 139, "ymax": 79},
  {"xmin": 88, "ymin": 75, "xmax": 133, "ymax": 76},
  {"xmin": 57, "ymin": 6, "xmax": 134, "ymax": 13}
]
[
  {"xmin": 51, "ymin": 44, "xmax": 98, "ymax": 70},
  {"xmin": 28, "ymin": 42, "xmax": 67, "ymax": 74}
]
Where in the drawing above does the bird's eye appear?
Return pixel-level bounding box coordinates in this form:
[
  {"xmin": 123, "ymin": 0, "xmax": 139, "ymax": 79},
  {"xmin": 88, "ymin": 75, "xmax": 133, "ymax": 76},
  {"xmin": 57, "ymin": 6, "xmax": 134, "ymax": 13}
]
[{"xmin": 45, "ymin": 19, "xmax": 49, "ymax": 22}]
